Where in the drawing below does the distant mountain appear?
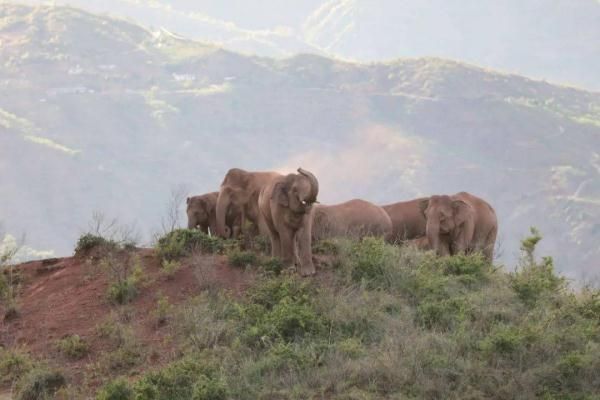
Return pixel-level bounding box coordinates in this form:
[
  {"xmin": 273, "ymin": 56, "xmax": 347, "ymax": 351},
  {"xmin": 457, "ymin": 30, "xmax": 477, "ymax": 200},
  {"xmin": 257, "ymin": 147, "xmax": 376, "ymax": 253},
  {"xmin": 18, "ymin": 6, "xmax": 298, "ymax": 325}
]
[
  {"xmin": 16, "ymin": 0, "xmax": 600, "ymax": 90},
  {"xmin": 1, "ymin": 4, "xmax": 599, "ymax": 280}
]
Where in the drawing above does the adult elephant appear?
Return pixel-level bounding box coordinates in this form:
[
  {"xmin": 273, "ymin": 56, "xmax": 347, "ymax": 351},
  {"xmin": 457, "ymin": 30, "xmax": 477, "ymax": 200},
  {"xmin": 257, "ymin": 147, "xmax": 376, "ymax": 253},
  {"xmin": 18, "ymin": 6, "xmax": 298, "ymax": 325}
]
[
  {"xmin": 258, "ymin": 168, "xmax": 319, "ymax": 276},
  {"xmin": 382, "ymin": 197, "xmax": 429, "ymax": 244},
  {"xmin": 311, "ymin": 199, "xmax": 392, "ymax": 241},
  {"xmin": 215, "ymin": 168, "xmax": 280, "ymax": 239},
  {"xmin": 186, "ymin": 192, "xmax": 242, "ymax": 237},
  {"xmin": 420, "ymin": 192, "xmax": 497, "ymax": 262}
]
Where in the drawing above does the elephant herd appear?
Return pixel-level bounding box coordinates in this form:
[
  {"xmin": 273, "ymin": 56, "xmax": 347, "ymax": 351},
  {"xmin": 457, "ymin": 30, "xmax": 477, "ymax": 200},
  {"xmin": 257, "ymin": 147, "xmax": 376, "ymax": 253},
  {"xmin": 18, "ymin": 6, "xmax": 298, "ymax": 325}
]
[{"xmin": 186, "ymin": 167, "xmax": 498, "ymax": 276}]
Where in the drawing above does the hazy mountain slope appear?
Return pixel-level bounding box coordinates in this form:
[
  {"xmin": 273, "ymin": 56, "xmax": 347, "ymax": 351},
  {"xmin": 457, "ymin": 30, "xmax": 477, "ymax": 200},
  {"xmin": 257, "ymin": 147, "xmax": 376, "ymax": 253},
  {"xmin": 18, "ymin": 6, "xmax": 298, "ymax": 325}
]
[
  {"xmin": 17, "ymin": 0, "xmax": 600, "ymax": 90},
  {"xmin": 1, "ymin": 4, "xmax": 599, "ymax": 279},
  {"xmin": 303, "ymin": 0, "xmax": 600, "ymax": 90}
]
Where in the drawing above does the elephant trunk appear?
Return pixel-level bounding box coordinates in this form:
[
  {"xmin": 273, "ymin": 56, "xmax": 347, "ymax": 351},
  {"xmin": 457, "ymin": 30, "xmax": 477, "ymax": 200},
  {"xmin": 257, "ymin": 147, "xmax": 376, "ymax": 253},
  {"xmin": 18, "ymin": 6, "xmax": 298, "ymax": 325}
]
[
  {"xmin": 215, "ymin": 190, "xmax": 232, "ymax": 238},
  {"xmin": 426, "ymin": 218, "xmax": 441, "ymax": 256},
  {"xmin": 187, "ymin": 217, "xmax": 196, "ymax": 230},
  {"xmin": 297, "ymin": 168, "xmax": 319, "ymax": 202}
]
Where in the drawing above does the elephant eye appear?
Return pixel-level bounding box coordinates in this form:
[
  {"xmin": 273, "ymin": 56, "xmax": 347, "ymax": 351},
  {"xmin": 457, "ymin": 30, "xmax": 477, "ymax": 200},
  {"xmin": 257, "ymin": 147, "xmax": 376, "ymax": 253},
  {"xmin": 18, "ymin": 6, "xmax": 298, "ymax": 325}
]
[{"xmin": 301, "ymin": 200, "xmax": 307, "ymax": 205}]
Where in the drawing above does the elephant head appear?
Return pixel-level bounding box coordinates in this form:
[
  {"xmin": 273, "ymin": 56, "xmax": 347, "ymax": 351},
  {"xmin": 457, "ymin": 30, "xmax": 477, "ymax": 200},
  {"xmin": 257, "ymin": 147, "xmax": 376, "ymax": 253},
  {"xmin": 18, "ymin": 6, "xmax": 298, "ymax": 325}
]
[
  {"xmin": 186, "ymin": 196, "xmax": 210, "ymax": 232},
  {"xmin": 420, "ymin": 195, "xmax": 474, "ymax": 255},
  {"xmin": 272, "ymin": 168, "xmax": 319, "ymax": 217}
]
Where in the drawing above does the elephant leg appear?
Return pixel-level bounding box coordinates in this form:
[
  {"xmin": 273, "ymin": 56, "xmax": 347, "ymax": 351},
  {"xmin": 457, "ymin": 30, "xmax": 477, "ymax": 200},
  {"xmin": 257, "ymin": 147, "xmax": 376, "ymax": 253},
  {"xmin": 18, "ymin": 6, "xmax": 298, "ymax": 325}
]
[
  {"xmin": 439, "ymin": 239, "xmax": 452, "ymax": 257},
  {"xmin": 295, "ymin": 223, "xmax": 315, "ymax": 276},
  {"xmin": 483, "ymin": 226, "xmax": 497, "ymax": 263},
  {"xmin": 278, "ymin": 227, "xmax": 296, "ymax": 267},
  {"xmin": 263, "ymin": 218, "xmax": 281, "ymax": 258}
]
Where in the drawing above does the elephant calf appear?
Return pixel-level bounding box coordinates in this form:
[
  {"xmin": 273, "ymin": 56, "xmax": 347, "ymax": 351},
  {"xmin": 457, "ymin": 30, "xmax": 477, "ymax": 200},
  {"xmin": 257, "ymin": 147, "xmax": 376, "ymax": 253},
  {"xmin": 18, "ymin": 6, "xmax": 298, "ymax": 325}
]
[
  {"xmin": 186, "ymin": 191, "xmax": 242, "ymax": 237},
  {"xmin": 420, "ymin": 192, "xmax": 498, "ymax": 261},
  {"xmin": 311, "ymin": 199, "xmax": 392, "ymax": 241}
]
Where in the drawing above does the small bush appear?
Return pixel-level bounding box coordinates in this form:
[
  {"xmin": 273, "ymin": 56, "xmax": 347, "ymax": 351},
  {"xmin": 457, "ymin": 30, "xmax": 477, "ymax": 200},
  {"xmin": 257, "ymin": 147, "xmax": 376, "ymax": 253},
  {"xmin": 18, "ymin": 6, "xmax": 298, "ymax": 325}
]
[
  {"xmin": 227, "ymin": 249, "xmax": 257, "ymax": 268},
  {"xmin": 312, "ymin": 239, "xmax": 340, "ymax": 255},
  {"xmin": 156, "ymin": 229, "xmax": 226, "ymax": 261},
  {"xmin": 161, "ymin": 259, "xmax": 181, "ymax": 279},
  {"xmin": 95, "ymin": 319, "xmax": 144, "ymax": 373},
  {"xmin": 191, "ymin": 375, "xmax": 227, "ymax": 400},
  {"xmin": 511, "ymin": 228, "xmax": 565, "ymax": 306},
  {"xmin": 108, "ymin": 279, "xmax": 138, "ymax": 305},
  {"xmin": 154, "ymin": 294, "xmax": 171, "ymax": 326},
  {"xmin": 239, "ymin": 276, "xmax": 325, "ymax": 346},
  {"xmin": 132, "ymin": 357, "xmax": 224, "ymax": 400},
  {"xmin": 0, "ymin": 347, "xmax": 34, "ymax": 384},
  {"xmin": 96, "ymin": 378, "xmax": 133, "ymax": 400},
  {"xmin": 479, "ymin": 325, "xmax": 525, "ymax": 355},
  {"xmin": 75, "ymin": 233, "xmax": 116, "ymax": 255},
  {"xmin": 56, "ymin": 335, "xmax": 89, "ymax": 360},
  {"xmin": 14, "ymin": 367, "xmax": 66, "ymax": 400},
  {"xmin": 346, "ymin": 237, "xmax": 401, "ymax": 289},
  {"xmin": 259, "ymin": 257, "xmax": 284, "ymax": 275}
]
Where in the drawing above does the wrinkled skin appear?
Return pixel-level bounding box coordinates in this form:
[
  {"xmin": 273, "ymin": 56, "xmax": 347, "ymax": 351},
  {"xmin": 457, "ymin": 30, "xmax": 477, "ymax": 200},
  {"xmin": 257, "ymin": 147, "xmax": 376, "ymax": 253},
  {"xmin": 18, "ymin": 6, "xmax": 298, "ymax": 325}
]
[
  {"xmin": 259, "ymin": 168, "xmax": 319, "ymax": 276},
  {"xmin": 215, "ymin": 168, "xmax": 280, "ymax": 239},
  {"xmin": 421, "ymin": 192, "xmax": 498, "ymax": 262},
  {"xmin": 382, "ymin": 197, "xmax": 429, "ymax": 244},
  {"xmin": 187, "ymin": 192, "xmax": 242, "ymax": 237},
  {"xmin": 312, "ymin": 199, "xmax": 392, "ymax": 241}
]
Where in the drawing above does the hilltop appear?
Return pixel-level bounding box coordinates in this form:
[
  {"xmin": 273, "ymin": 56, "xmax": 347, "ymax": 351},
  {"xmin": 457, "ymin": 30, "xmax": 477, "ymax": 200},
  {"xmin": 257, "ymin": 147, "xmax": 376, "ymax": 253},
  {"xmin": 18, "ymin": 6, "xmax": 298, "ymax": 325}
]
[
  {"xmin": 0, "ymin": 229, "xmax": 599, "ymax": 399},
  {"xmin": 0, "ymin": 4, "xmax": 600, "ymax": 279}
]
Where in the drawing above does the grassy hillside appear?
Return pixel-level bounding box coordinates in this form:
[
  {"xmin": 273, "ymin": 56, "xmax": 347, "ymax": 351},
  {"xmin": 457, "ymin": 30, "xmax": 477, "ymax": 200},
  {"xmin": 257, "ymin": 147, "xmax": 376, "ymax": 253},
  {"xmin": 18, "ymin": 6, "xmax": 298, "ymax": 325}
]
[
  {"xmin": 1, "ymin": 4, "xmax": 600, "ymax": 280},
  {"xmin": 1, "ymin": 228, "xmax": 599, "ymax": 399}
]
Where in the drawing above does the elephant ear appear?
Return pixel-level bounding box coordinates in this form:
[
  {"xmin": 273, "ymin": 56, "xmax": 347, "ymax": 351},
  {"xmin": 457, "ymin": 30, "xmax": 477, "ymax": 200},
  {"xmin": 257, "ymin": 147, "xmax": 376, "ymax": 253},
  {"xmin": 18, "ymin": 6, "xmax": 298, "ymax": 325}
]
[
  {"xmin": 418, "ymin": 199, "xmax": 429, "ymax": 217},
  {"xmin": 272, "ymin": 182, "xmax": 289, "ymax": 207},
  {"xmin": 452, "ymin": 200, "xmax": 472, "ymax": 226}
]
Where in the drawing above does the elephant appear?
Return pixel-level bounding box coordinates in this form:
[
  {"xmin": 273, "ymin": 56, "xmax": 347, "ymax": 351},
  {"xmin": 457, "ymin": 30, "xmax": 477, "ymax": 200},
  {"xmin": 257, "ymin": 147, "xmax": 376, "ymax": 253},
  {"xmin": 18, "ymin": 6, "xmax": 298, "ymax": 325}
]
[
  {"xmin": 419, "ymin": 192, "xmax": 498, "ymax": 262},
  {"xmin": 382, "ymin": 197, "xmax": 429, "ymax": 244},
  {"xmin": 404, "ymin": 236, "xmax": 431, "ymax": 250},
  {"xmin": 311, "ymin": 199, "xmax": 392, "ymax": 241},
  {"xmin": 186, "ymin": 192, "xmax": 242, "ymax": 237},
  {"xmin": 215, "ymin": 168, "xmax": 280, "ymax": 239},
  {"xmin": 258, "ymin": 168, "xmax": 319, "ymax": 276}
]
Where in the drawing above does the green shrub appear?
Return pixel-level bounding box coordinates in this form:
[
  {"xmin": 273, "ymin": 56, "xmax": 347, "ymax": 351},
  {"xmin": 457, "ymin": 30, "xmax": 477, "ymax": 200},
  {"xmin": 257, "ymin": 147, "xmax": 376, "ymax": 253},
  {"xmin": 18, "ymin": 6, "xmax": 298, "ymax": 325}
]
[
  {"xmin": 238, "ymin": 276, "xmax": 325, "ymax": 346},
  {"xmin": 156, "ymin": 229, "xmax": 226, "ymax": 261},
  {"xmin": 348, "ymin": 237, "xmax": 392, "ymax": 283},
  {"xmin": 108, "ymin": 279, "xmax": 138, "ymax": 305},
  {"xmin": 14, "ymin": 367, "xmax": 66, "ymax": 400},
  {"xmin": 154, "ymin": 294, "xmax": 171, "ymax": 325},
  {"xmin": 258, "ymin": 257, "xmax": 284, "ymax": 275},
  {"xmin": 312, "ymin": 239, "xmax": 340, "ymax": 255},
  {"xmin": 132, "ymin": 357, "xmax": 224, "ymax": 400},
  {"xmin": 417, "ymin": 296, "xmax": 471, "ymax": 331},
  {"xmin": 75, "ymin": 233, "xmax": 116, "ymax": 255},
  {"xmin": 511, "ymin": 228, "xmax": 564, "ymax": 306},
  {"xmin": 227, "ymin": 249, "xmax": 257, "ymax": 268},
  {"xmin": 96, "ymin": 378, "xmax": 133, "ymax": 400},
  {"xmin": 438, "ymin": 253, "xmax": 488, "ymax": 280},
  {"xmin": 55, "ymin": 334, "xmax": 89, "ymax": 359},
  {"xmin": 479, "ymin": 325, "xmax": 525, "ymax": 355},
  {"xmin": 161, "ymin": 259, "xmax": 181, "ymax": 279},
  {"xmin": 0, "ymin": 347, "xmax": 34, "ymax": 384},
  {"xmin": 191, "ymin": 375, "xmax": 227, "ymax": 400}
]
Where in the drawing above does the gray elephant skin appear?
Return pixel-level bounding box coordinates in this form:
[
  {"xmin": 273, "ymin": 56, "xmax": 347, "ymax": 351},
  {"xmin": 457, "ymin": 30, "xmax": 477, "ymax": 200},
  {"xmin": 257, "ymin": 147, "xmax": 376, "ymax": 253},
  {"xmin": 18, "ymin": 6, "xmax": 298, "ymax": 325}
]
[
  {"xmin": 187, "ymin": 192, "xmax": 242, "ymax": 237},
  {"xmin": 312, "ymin": 199, "xmax": 392, "ymax": 241},
  {"xmin": 216, "ymin": 167, "xmax": 319, "ymax": 276},
  {"xmin": 420, "ymin": 192, "xmax": 498, "ymax": 261}
]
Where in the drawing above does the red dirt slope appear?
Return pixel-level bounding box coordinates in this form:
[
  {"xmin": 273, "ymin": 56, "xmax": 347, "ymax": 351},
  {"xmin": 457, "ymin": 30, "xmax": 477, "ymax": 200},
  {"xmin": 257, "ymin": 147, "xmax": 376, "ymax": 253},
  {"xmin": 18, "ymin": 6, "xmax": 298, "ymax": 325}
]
[{"xmin": 0, "ymin": 248, "xmax": 253, "ymax": 389}]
